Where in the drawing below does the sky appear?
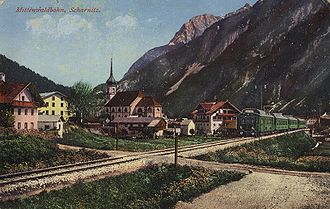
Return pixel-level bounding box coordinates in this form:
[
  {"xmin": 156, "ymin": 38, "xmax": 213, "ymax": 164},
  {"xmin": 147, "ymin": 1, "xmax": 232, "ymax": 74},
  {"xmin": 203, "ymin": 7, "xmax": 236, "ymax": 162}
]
[{"xmin": 0, "ymin": 0, "xmax": 257, "ymax": 87}]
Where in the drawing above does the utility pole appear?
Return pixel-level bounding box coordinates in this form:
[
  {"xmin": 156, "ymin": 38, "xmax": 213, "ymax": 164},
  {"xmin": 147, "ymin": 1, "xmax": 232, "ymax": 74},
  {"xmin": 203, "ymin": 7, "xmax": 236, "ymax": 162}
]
[
  {"xmin": 260, "ymin": 85, "xmax": 263, "ymax": 110},
  {"xmin": 174, "ymin": 124, "xmax": 178, "ymax": 166},
  {"xmin": 115, "ymin": 122, "xmax": 119, "ymax": 150}
]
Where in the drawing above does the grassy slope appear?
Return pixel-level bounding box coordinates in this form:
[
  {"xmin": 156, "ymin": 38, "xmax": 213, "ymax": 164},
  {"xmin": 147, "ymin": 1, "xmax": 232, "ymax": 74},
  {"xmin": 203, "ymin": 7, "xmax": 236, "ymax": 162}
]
[
  {"xmin": 57, "ymin": 128, "xmax": 222, "ymax": 152},
  {"xmin": 196, "ymin": 132, "xmax": 330, "ymax": 172},
  {"xmin": 0, "ymin": 135, "xmax": 107, "ymax": 175},
  {"xmin": 0, "ymin": 165, "xmax": 244, "ymax": 209}
]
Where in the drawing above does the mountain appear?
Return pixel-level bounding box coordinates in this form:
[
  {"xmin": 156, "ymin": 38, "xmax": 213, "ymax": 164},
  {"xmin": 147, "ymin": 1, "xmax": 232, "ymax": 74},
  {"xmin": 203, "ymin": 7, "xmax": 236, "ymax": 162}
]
[
  {"xmin": 120, "ymin": 0, "xmax": 330, "ymax": 118},
  {"xmin": 122, "ymin": 14, "xmax": 221, "ymax": 79},
  {"xmin": 0, "ymin": 54, "xmax": 69, "ymax": 94}
]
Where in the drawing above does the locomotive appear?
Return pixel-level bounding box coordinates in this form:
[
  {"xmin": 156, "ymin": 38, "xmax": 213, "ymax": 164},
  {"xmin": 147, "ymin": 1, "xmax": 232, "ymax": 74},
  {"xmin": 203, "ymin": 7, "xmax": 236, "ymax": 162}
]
[{"xmin": 237, "ymin": 108, "xmax": 307, "ymax": 137}]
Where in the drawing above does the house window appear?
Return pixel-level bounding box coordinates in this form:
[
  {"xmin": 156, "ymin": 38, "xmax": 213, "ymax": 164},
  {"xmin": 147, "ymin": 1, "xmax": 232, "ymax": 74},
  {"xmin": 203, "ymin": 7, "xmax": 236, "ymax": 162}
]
[
  {"xmin": 17, "ymin": 122, "xmax": 21, "ymax": 129},
  {"xmin": 52, "ymin": 103, "xmax": 55, "ymax": 107},
  {"xmin": 22, "ymin": 96, "xmax": 25, "ymax": 101},
  {"xmin": 31, "ymin": 122, "xmax": 34, "ymax": 129},
  {"xmin": 61, "ymin": 111, "xmax": 64, "ymax": 116},
  {"xmin": 147, "ymin": 107, "xmax": 152, "ymax": 113},
  {"xmin": 61, "ymin": 97, "xmax": 64, "ymax": 101},
  {"xmin": 124, "ymin": 107, "xmax": 128, "ymax": 112},
  {"xmin": 157, "ymin": 108, "xmax": 160, "ymax": 111},
  {"xmin": 46, "ymin": 102, "xmax": 49, "ymax": 107},
  {"xmin": 24, "ymin": 122, "xmax": 28, "ymax": 129},
  {"xmin": 18, "ymin": 108, "xmax": 21, "ymax": 115},
  {"xmin": 118, "ymin": 107, "xmax": 121, "ymax": 112},
  {"xmin": 31, "ymin": 109, "xmax": 34, "ymax": 116},
  {"xmin": 111, "ymin": 108, "xmax": 115, "ymax": 112},
  {"xmin": 46, "ymin": 110, "xmax": 49, "ymax": 115},
  {"xmin": 52, "ymin": 96, "xmax": 55, "ymax": 101},
  {"xmin": 61, "ymin": 103, "xmax": 64, "ymax": 107},
  {"xmin": 25, "ymin": 109, "xmax": 28, "ymax": 115},
  {"xmin": 52, "ymin": 110, "xmax": 55, "ymax": 115}
]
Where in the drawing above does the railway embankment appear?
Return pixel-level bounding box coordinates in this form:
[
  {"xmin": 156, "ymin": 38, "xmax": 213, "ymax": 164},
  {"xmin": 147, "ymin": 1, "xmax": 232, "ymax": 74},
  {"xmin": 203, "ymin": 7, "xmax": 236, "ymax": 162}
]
[{"xmin": 194, "ymin": 131, "xmax": 330, "ymax": 173}]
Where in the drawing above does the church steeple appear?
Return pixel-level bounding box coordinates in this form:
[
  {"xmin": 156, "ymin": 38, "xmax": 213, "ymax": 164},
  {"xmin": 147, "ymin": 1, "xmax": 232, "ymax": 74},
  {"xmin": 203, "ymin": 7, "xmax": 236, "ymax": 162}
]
[
  {"xmin": 107, "ymin": 58, "xmax": 117, "ymax": 85},
  {"xmin": 106, "ymin": 58, "xmax": 117, "ymax": 102}
]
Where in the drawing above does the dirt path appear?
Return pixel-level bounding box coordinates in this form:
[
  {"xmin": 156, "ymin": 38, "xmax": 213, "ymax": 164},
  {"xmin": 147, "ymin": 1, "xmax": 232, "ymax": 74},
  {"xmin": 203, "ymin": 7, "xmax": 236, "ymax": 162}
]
[
  {"xmin": 57, "ymin": 143, "xmax": 138, "ymax": 157},
  {"xmin": 175, "ymin": 172, "xmax": 330, "ymax": 209}
]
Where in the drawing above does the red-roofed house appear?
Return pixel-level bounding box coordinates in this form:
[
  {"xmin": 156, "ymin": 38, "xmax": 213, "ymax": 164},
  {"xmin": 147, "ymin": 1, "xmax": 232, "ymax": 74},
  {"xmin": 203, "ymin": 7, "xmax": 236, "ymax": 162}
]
[
  {"xmin": 0, "ymin": 73, "xmax": 42, "ymax": 130},
  {"xmin": 191, "ymin": 100, "xmax": 241, "ymax": 135}
]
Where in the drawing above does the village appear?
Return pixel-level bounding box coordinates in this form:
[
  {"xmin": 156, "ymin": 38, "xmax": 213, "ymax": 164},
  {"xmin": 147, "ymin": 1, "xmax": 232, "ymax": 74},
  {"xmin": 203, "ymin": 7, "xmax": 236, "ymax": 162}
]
[
  {"xmin": 0, "ymin": 60, "xmax": 329, "ymax": 140},
  {"xmin": 1, "ymin": 0, "xmax": 330, "ymax": 207}
]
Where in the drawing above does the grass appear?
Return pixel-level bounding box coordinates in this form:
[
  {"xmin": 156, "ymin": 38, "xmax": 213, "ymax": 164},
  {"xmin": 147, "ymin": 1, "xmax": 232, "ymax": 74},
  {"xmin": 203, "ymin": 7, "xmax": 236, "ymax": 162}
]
[
  {"xmin": 57, "ymin": 128, "xmax": 222, "ymax": 152},
  {"xmin": 0, "ymin": 164, "xmax": 245, "ymax": 209},
  {"xmin": 0, "ymin": 135, "xmax": 108, "ymax": 175},
  {"xmin": 195, "ymin": 132, "xmax": 330, "ymax": 172},
  {"xmin": 310, "ymin": 141, "xmax": 330, "ymax": 156}
]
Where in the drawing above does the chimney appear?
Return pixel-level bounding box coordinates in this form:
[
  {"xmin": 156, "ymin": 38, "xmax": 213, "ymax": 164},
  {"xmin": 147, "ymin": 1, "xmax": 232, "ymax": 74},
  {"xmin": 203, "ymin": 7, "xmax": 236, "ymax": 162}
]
[{"xmin": 0, "ymin": 72, "xmax": 5, "ymax": 82}]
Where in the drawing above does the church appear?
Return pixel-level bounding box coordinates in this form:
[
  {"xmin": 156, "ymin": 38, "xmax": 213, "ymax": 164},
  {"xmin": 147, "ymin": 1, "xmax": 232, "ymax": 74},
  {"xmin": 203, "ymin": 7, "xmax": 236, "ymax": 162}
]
[{"xmin": 104, "ymin": 59, "xmax": 166, "ymax": 136}]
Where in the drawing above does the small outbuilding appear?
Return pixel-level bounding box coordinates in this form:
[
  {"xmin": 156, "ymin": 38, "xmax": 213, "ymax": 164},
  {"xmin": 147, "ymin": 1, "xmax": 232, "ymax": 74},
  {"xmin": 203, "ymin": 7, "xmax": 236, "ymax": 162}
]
[
  {"xmin": 38, "ymin": 115, "xmax": 65, "ymax": 138},
  {"xmin": 180, "ymin": 119, "xmax": 195, "ymax": 136}
]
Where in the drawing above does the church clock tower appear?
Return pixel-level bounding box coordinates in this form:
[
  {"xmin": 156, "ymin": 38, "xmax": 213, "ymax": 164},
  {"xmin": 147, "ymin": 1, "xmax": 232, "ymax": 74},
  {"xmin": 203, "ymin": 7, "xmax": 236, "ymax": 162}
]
[{"xmin": 106, "ymin": 58, "xmax": 117, "ymax": 103}]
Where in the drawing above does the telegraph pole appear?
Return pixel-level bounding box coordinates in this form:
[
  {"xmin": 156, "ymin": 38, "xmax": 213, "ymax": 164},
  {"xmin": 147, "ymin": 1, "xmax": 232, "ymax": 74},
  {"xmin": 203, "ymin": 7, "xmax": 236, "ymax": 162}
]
[
  {"xmin": 115, "ymin": 122, "xmax": 119, "ymax": 150},
  {"xmin": 260, "ymin": 85, "xmax": 263, "ymax": 110},
  {"xmin": 174, "ymin": 124, "xmax": 178, "ymax": 166}
]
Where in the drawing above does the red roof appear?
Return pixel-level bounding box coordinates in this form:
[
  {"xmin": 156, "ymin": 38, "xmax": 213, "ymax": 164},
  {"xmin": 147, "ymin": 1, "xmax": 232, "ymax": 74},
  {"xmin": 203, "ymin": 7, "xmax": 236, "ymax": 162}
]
[
  {"xmin": 206, "ymin": 101, "xmax": 226, "ymax": 114},
  {"xmin": 0, "ymin": 82, "xmax": 29, "ymax": 104},
  {"xmin": 136, "ymin": 96, "xmax": 161, "ymax": 107},
  {"xmin": 11, "ymin": 101, "xmax": 37, "ymax": 108},
  {"xmin": 105, "ymin": 91, "xmax": 144, "ymax": 107},
  {"xmin": 192, "ymin": 100, "xmax": 241, "ymax": 115}
]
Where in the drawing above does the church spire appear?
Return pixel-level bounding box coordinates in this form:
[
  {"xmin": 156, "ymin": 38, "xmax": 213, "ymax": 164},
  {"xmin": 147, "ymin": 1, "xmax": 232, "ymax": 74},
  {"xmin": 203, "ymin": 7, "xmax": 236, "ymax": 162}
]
[
  {"xmin": 107, "ymin": 57, "xmax": 117, "ymax": 85},
  {"xmin": 110, "ymin": 58, "xmax": 113, "ymax": 77}
]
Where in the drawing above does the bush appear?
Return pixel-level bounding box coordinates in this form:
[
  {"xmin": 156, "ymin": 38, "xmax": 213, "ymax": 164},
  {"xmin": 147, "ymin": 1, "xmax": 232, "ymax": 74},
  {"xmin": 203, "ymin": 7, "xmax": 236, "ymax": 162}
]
[
  {"xmin": 0, "ymin": 165, "xmax": 245, "ymax": 209},
  {"xmin": 0, "ymin": 136, "xmax": 107, "ymax": 174}
]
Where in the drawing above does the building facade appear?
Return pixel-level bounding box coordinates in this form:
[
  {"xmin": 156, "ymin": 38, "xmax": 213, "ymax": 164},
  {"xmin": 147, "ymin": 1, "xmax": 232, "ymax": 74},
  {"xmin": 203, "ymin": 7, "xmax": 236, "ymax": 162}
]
[
  {"xmin": 38, "ymin": 92, "xmax": 70, "ymax": 121},
  {"xmin": 191, "ymin": 101, "xmax": 241, "ymax": 135},
  {"xmin": 111, "ymin": 116, "xmax": 167, "ymax": 137},
  {"xmin": 104, "ymin": 59, "xmax": 163, "ymax": 123},
  {"xmin": 0, "ymin": 73, "xmax": 41, "ymax": 130},
  {"xmin": 180, "ymin": 119, "xmax": 196, "ymax": 136},
  {"xmin": 38, "ymin": 115, "xmax": 64, "ymax": 138}
]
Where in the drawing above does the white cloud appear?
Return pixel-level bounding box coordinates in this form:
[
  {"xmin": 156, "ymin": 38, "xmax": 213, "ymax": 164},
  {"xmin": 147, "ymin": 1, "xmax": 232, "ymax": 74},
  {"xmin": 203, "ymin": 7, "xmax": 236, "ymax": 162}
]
[
  {"xmin": 106, "ymin": 14, "xmax": 137, "ymax": 30},
  {"xmin": 57, "ymin": 15, "xmax": 91, "ymax": 36},
  {"xmin": 26, "ymin": 14, "xmax": 92, "ymax": 38},
  {"xmin": 146, "ymin": 17, "xmax": 158, "ymax": 23}
]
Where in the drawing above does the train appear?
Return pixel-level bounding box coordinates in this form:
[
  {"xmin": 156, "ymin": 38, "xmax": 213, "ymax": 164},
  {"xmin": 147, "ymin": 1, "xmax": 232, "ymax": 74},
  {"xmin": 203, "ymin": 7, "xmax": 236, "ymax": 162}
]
[{"xmin": 237, "ymin": 108, "xmax": 307, "ymax": 137}]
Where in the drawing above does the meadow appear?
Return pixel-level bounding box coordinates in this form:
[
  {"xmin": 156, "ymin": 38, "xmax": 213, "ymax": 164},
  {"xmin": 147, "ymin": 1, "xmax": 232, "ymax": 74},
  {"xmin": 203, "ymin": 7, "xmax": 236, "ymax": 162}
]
[{"xmin": 195, "ymin": 132, "xmax": 330, "ymax": 172}]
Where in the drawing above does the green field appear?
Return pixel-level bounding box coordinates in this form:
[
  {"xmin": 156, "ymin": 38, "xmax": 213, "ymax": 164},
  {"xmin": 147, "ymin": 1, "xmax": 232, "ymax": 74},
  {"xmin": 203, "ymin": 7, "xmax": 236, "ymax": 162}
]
[
  {"xmin": 0, "ymin": 165, "xmax": 245, "ymax": 209},
  {"xmin": 0, "ymin": 135, "xmax": 107, "ymax": 175},
  {"xmin": 195, "ymin": 132, "xmax": 330, "ymax": 172},
  {"xmin": 57, "ymin": 128, "xmax": 222, "ymax": 152}
]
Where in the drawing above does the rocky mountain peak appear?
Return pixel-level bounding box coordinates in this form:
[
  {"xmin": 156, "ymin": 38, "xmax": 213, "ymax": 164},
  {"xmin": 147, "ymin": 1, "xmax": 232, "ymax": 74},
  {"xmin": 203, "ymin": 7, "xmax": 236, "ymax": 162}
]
[
  {"xmin": 123, "ymin": 14, "xmax": 221, "ymax": 79},
  {"xmin": 121, "ymin": 0, "xmax": 330, "ymax": 117},
  {"xmin": 169, "ymin": 14, "xmax": 222, "ymax": 45}
]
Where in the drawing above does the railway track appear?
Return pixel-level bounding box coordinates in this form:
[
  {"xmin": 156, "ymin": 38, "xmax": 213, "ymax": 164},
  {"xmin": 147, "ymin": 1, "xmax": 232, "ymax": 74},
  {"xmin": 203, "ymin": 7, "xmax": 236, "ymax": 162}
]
[
  {"xmin": 0, "ymin": 130, "xmax": 306, "ymax": 200},
  {"xmin": 0, "ymin": 136, "xmax": 252, "ymax": 187}
]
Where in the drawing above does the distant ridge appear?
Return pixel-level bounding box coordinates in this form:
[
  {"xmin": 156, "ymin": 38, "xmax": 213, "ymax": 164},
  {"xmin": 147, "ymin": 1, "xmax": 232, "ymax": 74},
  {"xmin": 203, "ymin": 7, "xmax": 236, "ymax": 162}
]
[{"xmin": 0, "ymin": 54, "xmax": 69, "ymax": 94}]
